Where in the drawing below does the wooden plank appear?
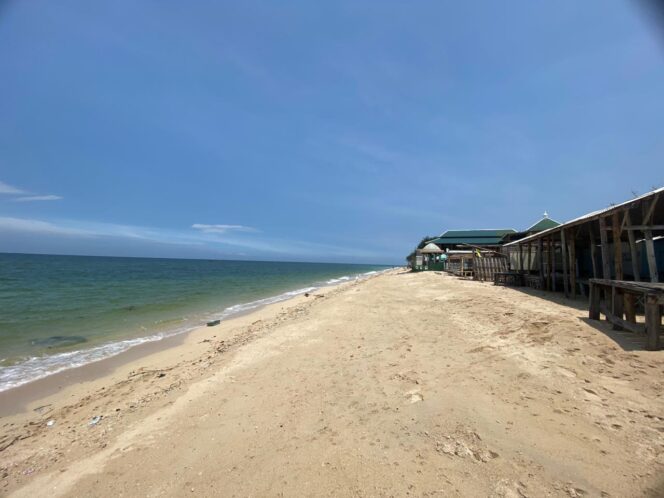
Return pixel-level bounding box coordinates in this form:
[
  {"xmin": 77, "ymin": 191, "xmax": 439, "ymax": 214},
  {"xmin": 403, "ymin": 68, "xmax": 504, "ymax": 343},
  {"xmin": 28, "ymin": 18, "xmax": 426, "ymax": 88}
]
[
  {"xmin": 589, "ymin": 223, "xmax": 598, "ymax": 278},
  {"xmin": 599, "ymin": 303, "xmax": 646, "ymax": 334},
  {"xmin": 589, "ymin": 278, "xmax": 664, "ymax": 293},
  {"xmin": 561, "ymin": 229, "xmax": 569, "ymax": 297},
  {"xmin": 527, "ymin": 243, "xmax": 532, "ymax": 273},
  {"xmin": 644, "ymin": 230, "xmax": 659, "ymax": 283},
  {"xmin": 645, "ymin": 295, "xmax": 662, "ymax": 351},
  {"xmin": 518, "ymin": 244, "xmax": 523, "ymax": 272},
  {"xmin": 625, "ymin": 211, "xmax": 640, "ymax": 282},
  {"xmin": 598, "ymin": 217, "xmax": 611, "ymax": 279},
  {"xmin": 621, "ymin": 225, "xmax": 664, "ymax": 231}
]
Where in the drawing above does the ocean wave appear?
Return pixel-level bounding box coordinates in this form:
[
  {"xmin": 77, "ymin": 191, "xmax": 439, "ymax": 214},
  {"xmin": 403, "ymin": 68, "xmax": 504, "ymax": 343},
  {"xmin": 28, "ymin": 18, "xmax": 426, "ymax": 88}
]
[{"xmin": 0, "ymin": 267, "xmax": 391, "ymax": 393}]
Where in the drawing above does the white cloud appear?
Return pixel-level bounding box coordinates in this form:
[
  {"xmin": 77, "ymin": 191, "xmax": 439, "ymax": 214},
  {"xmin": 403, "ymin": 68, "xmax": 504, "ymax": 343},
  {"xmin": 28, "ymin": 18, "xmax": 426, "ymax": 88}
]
[
  {"xmin": 0, "ymin": 217, "xmax": 94, "ymax": 237},
  {"xmin": 0, "ymin": 181, "xmax": 27, "ymax": 195},
  {"xmin": 14, "ymin": 195, "xmax": 63, "ymax": 202},
  {"xmin": 191, "ymin": 223, "xmax": 256, "ymax": 234}
]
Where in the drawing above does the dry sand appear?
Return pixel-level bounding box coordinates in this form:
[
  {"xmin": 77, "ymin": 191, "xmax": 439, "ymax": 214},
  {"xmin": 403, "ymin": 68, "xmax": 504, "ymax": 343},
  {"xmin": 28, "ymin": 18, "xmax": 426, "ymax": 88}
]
[{"xmin": 1, "ymin": 270, "xmax": 663, "ymax": 497}]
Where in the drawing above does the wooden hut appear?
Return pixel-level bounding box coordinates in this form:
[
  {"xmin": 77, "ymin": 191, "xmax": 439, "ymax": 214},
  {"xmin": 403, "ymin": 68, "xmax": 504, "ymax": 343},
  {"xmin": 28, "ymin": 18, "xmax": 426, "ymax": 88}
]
[{"xmin": 503, "ymin": 188, "xmax": 664, "ymax": 349}]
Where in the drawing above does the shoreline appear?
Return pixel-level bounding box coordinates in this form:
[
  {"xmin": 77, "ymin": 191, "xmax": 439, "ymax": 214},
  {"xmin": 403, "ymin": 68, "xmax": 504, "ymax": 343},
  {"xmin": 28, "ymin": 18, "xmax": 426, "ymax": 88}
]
[
  {"xmin": 0, "ymin": 267, "xmax": 388, "ymax": 407},
  {"xmin": 0, "ymin": 269, "xmax": 391, "ymax": 418}
]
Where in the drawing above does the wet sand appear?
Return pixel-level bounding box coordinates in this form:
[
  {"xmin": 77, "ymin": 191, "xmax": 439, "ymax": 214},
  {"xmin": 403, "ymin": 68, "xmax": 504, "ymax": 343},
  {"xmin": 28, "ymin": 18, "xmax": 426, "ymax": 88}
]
[{"xmin": 1, "ymin": 270, "xmax": 663, "ymax": 497}]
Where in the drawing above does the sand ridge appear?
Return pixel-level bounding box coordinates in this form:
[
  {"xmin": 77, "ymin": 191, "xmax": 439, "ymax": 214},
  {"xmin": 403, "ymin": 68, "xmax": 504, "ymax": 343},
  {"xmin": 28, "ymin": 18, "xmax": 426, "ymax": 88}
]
[{"xmin": 1, "ymin": 270, "xmax": 663, "ymax": 497}]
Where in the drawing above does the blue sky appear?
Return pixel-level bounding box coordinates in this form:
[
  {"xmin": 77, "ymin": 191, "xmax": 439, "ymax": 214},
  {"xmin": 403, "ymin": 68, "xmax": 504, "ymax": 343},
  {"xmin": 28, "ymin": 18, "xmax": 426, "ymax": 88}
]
[{"xmin": 1, "ymin": 1, "xmax": 663, "ymax": 264}]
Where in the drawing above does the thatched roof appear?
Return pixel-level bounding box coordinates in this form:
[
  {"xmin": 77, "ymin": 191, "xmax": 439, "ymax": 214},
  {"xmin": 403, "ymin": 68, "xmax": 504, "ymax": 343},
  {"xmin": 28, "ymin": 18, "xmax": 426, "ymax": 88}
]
[{"xmin": 420, "ymin": 242, "xmax": 443, "ymax": 254}]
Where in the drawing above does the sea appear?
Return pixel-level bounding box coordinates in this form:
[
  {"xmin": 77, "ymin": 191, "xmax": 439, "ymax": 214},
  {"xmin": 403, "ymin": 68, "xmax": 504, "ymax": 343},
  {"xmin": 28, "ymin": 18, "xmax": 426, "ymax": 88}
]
[{"xmin": 0, "ymin": 253, "xmax": 390, "ymax": 392}]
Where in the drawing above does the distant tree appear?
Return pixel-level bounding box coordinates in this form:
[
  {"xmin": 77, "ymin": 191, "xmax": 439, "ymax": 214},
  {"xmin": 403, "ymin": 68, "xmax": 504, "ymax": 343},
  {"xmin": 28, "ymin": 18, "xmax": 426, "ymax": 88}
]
[{"xmin": 417, "ymin": 235, "xmax": 436, "ymax": 249}]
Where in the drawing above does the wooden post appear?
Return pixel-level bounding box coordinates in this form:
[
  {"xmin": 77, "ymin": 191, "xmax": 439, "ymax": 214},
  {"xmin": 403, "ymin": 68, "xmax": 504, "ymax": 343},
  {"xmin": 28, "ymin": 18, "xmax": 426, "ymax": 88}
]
[
  {"xmin": 624, "ymin": 294, "xmax": 636, "ymax": 324},
  {"xmin": 547, "ymin": 238, "xmax": 552, "ymax": 291},
  {"xmin": 611, "ymin": 212, "xmax": 624, "ymax": 327},
  {"xmin": 589, "ymin": 281, "xmax": 600, "ymax": 320},
  {"xmin": 589, "ymin": 223, "xmax": 598, "ymax": 279},
  {"xmin": 538, "ymin": 238, "xmax": 544, "ymax": 285},
  {"xmin": 561, "ymin": 229, "xmax": 569, "ymax": 297},
  {"xmin": 527, "ymin": 242, "xmax": 532, "ymax": 274},
  {"xmin": 598, "ymin": 216, "xmax": 611, "ymax": 279},
  {"xmin": 644, "ymin": 230, "xmax": 659, "ymax": 283},
  {"xmin": 612, "ymin": 212, "xmax": 623, "ymax": 280},
  {"xmin": 645, "ymin": 296, "xmax": 661, "ymax": 351},
  {"xmin": 552, "ymin": 238, "xmax": 557, "ymax": 292},
  {"xmin": 569, "ymin": 236, "xmax": 576, "ymax": 299},
  {"xmin": 518, "ymin": 244, "xmax": 523, "ymax": 272},
  {"xmin": 625, "ymin": 211, "xmax": 640, "ymax": 281}
]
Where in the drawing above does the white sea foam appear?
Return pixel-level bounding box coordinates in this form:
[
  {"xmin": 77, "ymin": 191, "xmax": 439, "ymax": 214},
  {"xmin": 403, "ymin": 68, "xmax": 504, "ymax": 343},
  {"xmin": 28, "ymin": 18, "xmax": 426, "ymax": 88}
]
[{"xmin": 0, "ymin": 267, "xmax": 392, "ymax": 393}]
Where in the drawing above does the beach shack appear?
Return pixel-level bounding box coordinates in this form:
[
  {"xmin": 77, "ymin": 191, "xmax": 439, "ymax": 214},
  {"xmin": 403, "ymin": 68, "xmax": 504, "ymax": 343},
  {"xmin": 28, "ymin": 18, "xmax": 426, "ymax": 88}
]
[
  {"xmin": 503, "ymin": 188, "xmax": 664, "ymax": 349},
  {"xmin": 419, "ymin": 242, "xmax": 446, "ymax": 271},
  {"xmin": 428, "ymin": 229, "xmax": 516, "ymax": 279}
]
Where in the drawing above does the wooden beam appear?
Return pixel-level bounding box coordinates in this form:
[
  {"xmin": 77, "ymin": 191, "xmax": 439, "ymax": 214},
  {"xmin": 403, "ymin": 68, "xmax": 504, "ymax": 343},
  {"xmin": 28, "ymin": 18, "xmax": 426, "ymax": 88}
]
[
  {"xmin": 561, "ymin": 229, "xmax": 569, "ymax": 297},
  {"xmin": 625, "ymin": 211, "xmax": 640, "ymax": 282},
  {"xmin": 589, "ymin": 223, "xmax": 598, "ymax": 279},
  {"xmin": 598, "ymin": 217, "xmax": 611, "ymax": 279},
  {"xmin": 618, "ymin": 225, "xmax": 664, "ymax": 231},
  {"xmin": 644, "ymin": 193, "xmax": 660, "ymax": 224}
]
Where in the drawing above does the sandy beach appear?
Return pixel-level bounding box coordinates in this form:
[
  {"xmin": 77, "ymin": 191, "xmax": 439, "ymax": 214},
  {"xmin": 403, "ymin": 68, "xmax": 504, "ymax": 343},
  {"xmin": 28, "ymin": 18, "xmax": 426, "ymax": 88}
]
[{"xmin": 1, "ymin": 270, "xmax": 663, "ymax": 497}]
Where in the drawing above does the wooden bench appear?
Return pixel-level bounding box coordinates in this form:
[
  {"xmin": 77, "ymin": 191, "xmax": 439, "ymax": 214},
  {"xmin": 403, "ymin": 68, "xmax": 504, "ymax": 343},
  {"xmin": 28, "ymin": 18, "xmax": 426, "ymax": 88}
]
[
  {"xmin": 494, "ymin": 272, "xmax": 524, "ymax": 287},
  {"xmin": 589, "ymin": 279, "xmax": 664, "ymax": 350}
]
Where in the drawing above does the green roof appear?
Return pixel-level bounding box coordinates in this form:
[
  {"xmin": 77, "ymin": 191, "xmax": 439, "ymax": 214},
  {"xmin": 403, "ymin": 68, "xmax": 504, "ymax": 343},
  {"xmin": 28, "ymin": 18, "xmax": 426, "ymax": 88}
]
[
  {"xmin": 429, "ymin": 229, "xmax": 516, "ymax": 246},
  {"xmin": 526, "ymin": 217, "xmax": 561, "ymax": 232}
]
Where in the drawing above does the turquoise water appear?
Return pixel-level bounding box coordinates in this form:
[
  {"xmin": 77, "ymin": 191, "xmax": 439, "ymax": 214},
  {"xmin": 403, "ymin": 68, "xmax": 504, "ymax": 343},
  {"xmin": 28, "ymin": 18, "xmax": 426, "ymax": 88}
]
[{"xmin": 0, "ymin": 253, "xmax": 389, "ymax": 391}]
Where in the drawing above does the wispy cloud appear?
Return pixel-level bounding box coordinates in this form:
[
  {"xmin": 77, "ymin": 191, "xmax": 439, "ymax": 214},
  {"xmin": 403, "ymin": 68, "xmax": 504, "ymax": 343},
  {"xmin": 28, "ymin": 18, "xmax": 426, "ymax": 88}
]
[
  {"xmin": 192, "ymin": 223, "xmax": 257, "ymax": 234},
  {"xmin": 0, "ymin": 181, "xmax": 27, "ymax": 195},
  {"xmin": 13, "ymin": 195, "xmax": 64, "ymax": 202},
  {"xmin": 0, "ymin": 216, "xmax": 381, "ymax": 261},
  {"xmin": 0, "ymin": 180, "xmax": 62, "ymax": 202},
  {"xmin": 0, "ymin": 217, "xmax": 93, "ymax": 237}
]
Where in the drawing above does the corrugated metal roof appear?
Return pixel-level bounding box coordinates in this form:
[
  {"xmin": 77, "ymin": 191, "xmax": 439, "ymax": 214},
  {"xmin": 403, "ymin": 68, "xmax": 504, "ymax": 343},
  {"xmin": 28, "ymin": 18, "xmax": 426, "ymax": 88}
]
[
  {"xmin": 504, "ymin": 187, "xmax": 664, "ymax": 247},
  {"xmin": 430, "ymin": 236, "xmax": 508, "ymax": 245},
  {"xmin": 526, "ymin": 217, "xmax": 561, "ymax": 232},
  {"xmin": 440, "ymin": 229, "xmax": 517, "ymax": 238}
]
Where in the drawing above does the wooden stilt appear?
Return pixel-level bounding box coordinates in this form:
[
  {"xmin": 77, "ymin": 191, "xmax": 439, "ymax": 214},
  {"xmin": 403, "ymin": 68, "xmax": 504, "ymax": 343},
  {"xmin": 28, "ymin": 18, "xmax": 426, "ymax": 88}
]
[
  {"xmin": 589, "ymin": 223, "xmax": 598, "ymax": 278},
  {"xmin": 589, "ymin": 282, "xmax": 600, "ymax": 320},
  {"xmin": 561, "ymin": 229, "xmax": 569, "ymax": 297},
  {"xmin": 625, "ymin": 211, "xmax": 640, "ymax": 281},
  {"xmin": 611, "ymin": 212, "xmax": 624, "ymax": 328},
  {"xmin": 598, "ymin": 216, "xmax": 611, "ymax": 279},
  {"xmin": 570, "ymin": 236, "xmax": 576, "ymax": 298},
  {"xmin": 624, "ymin": 294, "xmax": 636, "ymax": 324},
  {"xmin": 645, "ymin": 296, "xmax": 661, "ymax": 351},
  {"xmin": 552, "ymin": 238, "xmax": 557, "ymax": 292},
  {"xmin": 538, "ymin": 238, "xmax": 543, "ymax": 282},
  {"xmin": 644, "ymin": 230, "xmax": 659, "ymax": 283}
]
